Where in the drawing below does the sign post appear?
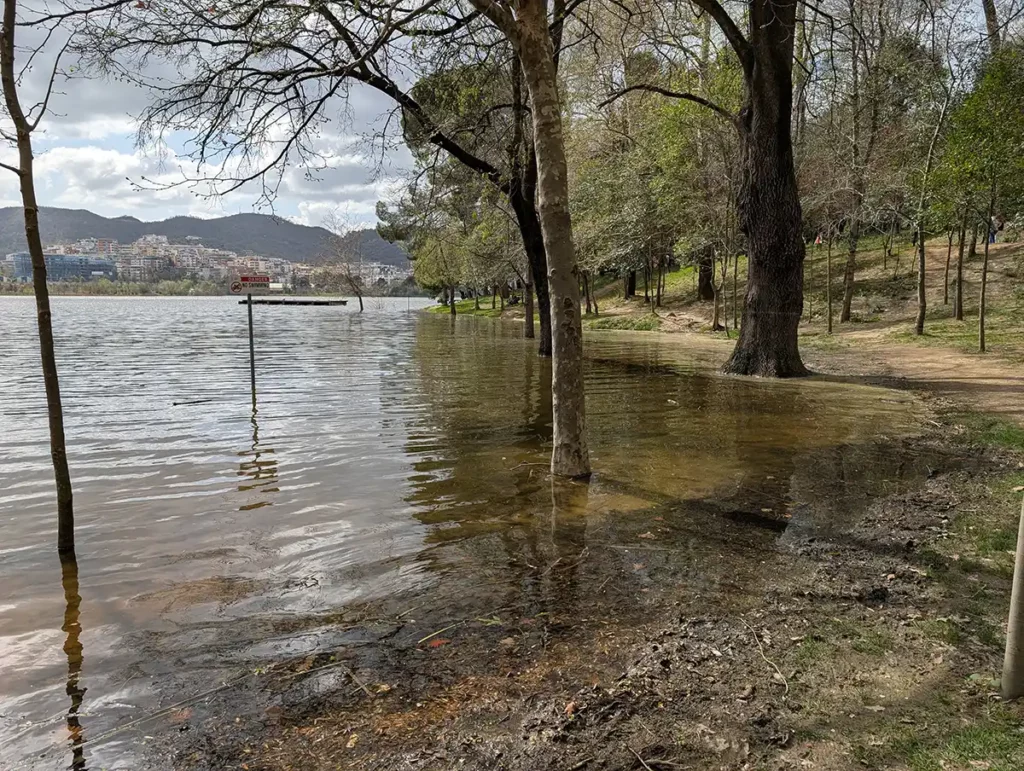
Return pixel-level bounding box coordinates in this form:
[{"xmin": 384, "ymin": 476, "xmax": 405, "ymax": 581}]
[{"xmin": 229, "ymin": 276, "xmax": 271, "ymax": 409}]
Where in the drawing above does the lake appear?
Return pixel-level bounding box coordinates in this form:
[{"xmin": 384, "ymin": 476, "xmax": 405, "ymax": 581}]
[{"xmin": 0, "ymin": 296, "xmax": 930, "ymax": 769}]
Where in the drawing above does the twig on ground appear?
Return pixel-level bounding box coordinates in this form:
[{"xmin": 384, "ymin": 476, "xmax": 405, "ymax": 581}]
[
  {"xmin": 627, "ymin": 745, "xmax": 654, "ymax": 770},
  {"xmin": 741, "ymin": 618, "xmax": 789, "ymax": 695},
  {"xmin": 417, "ymin": 622, "xmax": 464, "ymax": 645},
  {"xmin": 568, "ymin": 757, "xmax": 593, "ymax": 770}
]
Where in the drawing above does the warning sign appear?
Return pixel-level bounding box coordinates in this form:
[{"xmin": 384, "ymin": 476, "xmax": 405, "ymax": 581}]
[{"xmin": 230, "ymin": 275, "xmax": 271, "ymax": 294}]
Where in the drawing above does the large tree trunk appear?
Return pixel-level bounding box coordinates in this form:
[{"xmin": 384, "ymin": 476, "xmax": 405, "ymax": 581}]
[
  {"xmin": 509, "ymin": 185, "xmax": 552, "ymax": 356},
  {"xmin": 1, "ymin": 0, "xmax": 75, "ymax": 556},
  {"xmin": 982, "ymin": 0, "xmax": 1001, "ymax": 55},
  {"xmin": 723, "ymin": 0, "xmax": 808, "ymax": 377},
  {"xmin": 514, "ymin": 0, "xmax": 589, "ymax": 477},
  {"xmin": 697, "ymin": 246, "xmax": 716, "ymax": 301}
]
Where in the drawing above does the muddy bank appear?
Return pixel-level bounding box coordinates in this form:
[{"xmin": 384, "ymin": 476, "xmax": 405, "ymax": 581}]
[{"xmin": 145, "ymin": 418, "xmax": 1024, "ymax": 771}]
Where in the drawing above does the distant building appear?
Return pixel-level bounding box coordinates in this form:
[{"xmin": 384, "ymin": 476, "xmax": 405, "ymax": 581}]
[{"xmin": 11, "ymin": 253, "xmax": 117, "ymax": 282}]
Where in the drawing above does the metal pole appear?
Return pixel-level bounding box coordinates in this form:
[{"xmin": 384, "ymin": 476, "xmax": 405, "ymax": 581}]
[
  {"xmin": 247, "ymin": 292, "xmax": 256, "ymax": 410},
  {"xmin": 1003, "ymin": 494, "xmax": 1024, "ymax": 700}
]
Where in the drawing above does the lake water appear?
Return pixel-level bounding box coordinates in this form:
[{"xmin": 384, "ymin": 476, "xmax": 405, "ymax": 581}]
[{"xmin": 0, "ymin": 296, "xmax": 931, "ymax": 769}]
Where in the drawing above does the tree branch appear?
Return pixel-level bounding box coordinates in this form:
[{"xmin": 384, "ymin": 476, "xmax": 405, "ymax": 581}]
[
  {"xmin": 0, "ymin": 160, "xmax": 21, "ymax": 175},
  {"xmin": 690, "ymin": 0, "xmax": 753, "ymax": 71},
  {"xmin": 599, "ymin": 84, "xmax": 736, "ymax": 125}
]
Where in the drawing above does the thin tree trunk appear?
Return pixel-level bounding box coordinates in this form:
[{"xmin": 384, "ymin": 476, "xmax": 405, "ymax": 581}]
[
  {"xmin": 955, "ymin": 209, "xmax": 967, "ymax": 321},
  {"xmin": 980, "ymin": 184, "xmax": 996, "ymax": 351},
  {"xmin": 914, "ymin": 229, "xmax": 926, "ymax": 335},
  {"xmin": 733, "ymin": 251, "xmax": 739, "ymax": 329},
  {"xmin": 451, "ymin": 285, "xmax": 458, "ymax": 316},
  {"xmin": 1, "ymin": 0, "xmax": 75, "ymax": 556},
  {"xmin": 723, "ymin": 0, "xmax": 808, "ymax": 377},
  {"xmin": 582, "ymin": 272, "xmax": 592, "ymax": 314},
  {"xmin": 840, "ymin": 3, "xmax": 863, "ymax": 325},
  {"xmin": 914, "ymin": 88, "xmax": 951, "ymax": 335},
  {"xmin": 509, "ymin": 183, "xmax": 551, "ymax": 356},
  {"xmin": 524, "ymin": 263, "xmax": 535, "ymax": 339},
  {"xmin": 826, "ymin": 235, "xmax": 833, "ymax": 334},
  {"xmin": 944, "ymin": 229, "xmax": 954, "ymax": 305},
  {"xmin": 513, "ymin": 0, "xmax": 589, "ymax": 477},
  {"xmin": 475, "ymin": 293, "xmax": 480, "ymax": 311},
  {"xmin": 492, "ymin": 285, "xmax": 497, "ymax": 309}
]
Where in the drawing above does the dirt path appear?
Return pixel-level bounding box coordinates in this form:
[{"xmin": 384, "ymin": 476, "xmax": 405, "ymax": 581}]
[{"xmin": 810, "ymin": 328, "xmax": 1024, "ymax": 428}]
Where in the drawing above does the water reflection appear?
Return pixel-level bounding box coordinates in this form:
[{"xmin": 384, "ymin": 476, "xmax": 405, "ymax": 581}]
[
  {"xmin": 60, "ymin": 553, "xmax": 87, "ymax": 770},
  {"xmin": 237, "ymin": 407, "xmax": 279, "ymax": 511}
]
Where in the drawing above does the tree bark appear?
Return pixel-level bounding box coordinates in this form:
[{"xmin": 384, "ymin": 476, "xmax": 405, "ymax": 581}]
[
  {"xmin": 697, "ymin": 246, "xmax": 716, "ymax": 301},
  {"xmin": 722, "ymin": 0, "xmax": 808, "ymax": 377},
  {"xmin": 509, "ymin": 0, "xmax": 589, "ymax": 477},
  {"xmin": 980, "ymin": 184, "xmax": 995, "ymax": 352},
  {"xmin": 451, "ymin": 285, "xmax": 458, "ymax": 316},
  {"xmin": 626, "ymin": 270, "xmax": 636, "ymax": 298},
  {"xmin": 826, "ymin": 235, "xmax": 833, "ymax": 335},
  {"xmin": 524, "ymin": 262, "xmax": 535, "ymax": 339},
  {"xmin": 508, "ymin": 162, "xmax": 552, "ymax": 356},
  {"xmin": 982, "ymin": 0, "xmax": 1001, "ymax": 55},
  {"xmin": 1, "ymin": 0, "xmax": 75, "ymax": 556},
  {"xmin": 943, "ymin": 229, "xmax": 954, "ymax": 305},
  {"xmin": 955, "ymin": 210, "xmax": 967, "ymax": 321},
  {"xmin": 914, "ymin": 226, "xmax": 927, "ymax": 335}
]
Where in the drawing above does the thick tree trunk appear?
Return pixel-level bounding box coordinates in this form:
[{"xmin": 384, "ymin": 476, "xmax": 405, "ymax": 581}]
[
  {"xmin": 982, "ymin": 0, "xmax": 1001, "ymax": 55},
  {"xmin": 955, "ymin": 210, "xmax": 967, "ymax": 321},
  {"xmin": 515, "ymin": 0, "xmax": 589, "ymax": 477},
  {"xmin": 723, "ymin": 0, "xmax": 808, "ymax": 377},
  {"xmin": 1, "ymin": 0, "xmax": 75, "ymax": 556},
  {"xmin": 509, "ymin": 186, "xmax": 552, "ymax": 356},
  {"xmin": 697, "ymin": 246, "xmax": 715, "ymax": 301}
]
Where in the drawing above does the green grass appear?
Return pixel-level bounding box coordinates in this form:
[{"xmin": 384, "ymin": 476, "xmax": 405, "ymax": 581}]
[
  {"xmin": 955, "ymin": 413, "xmax": 1024, "ymax": 452},
  {"xmin": 895, "ymin": 719, "xmax": 1024, "ymax": 771},
  {"xmin": 427, "ymin": 299, "xmax": 507, "ymax": 318},
  {"xmin": 585, "ymin": 314, "xmax": 662, "ymax": 332}
]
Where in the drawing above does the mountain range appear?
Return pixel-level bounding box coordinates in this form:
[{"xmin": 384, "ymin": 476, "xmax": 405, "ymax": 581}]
[{"xmin": 0, "ymin": 207, "xmax": 411, "ymax": 267}]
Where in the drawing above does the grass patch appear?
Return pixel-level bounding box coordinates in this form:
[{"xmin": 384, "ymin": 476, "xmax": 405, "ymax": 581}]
[
  {"xmin": 955, "ymin": 413, "xmax": 1024, "ymax": 452},
  {"xmin": 586, "ymin": 314, "xmax": 662, "ymax": 332},
  {"xmin": 900, "ymin": 719, "xmax": 1024, "ymax": 771},
  {"xmin": 427, "ymin": 299, "xmax": 507, "ymax": 318}
]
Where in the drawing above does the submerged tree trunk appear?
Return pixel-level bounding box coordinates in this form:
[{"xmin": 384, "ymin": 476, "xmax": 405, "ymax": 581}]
[
  {"xmin": 511, "ymin": 0, "xmax": 589, "ymax": 477},
  {"xmin": 1, "ymin": 0, "xmax": 75, "ymax": 556},
  {"xmin": 723, "ymin": 0, "xmax": 808, "ymax": 377}
]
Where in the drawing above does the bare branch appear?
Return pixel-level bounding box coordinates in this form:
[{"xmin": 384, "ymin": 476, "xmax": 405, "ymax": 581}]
[{"xmin": 599, "ymin": 83, "xmax": 736, "ymax": 125}]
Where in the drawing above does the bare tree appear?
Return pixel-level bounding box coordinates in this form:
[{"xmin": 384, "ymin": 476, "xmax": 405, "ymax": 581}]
[
  {"xmin": 1, "ymin": 0, "xmax": 75, "ymax": 556},
  {"xmin": 322, "ymin": 208, "xmax": 367, "ymax": 312}
]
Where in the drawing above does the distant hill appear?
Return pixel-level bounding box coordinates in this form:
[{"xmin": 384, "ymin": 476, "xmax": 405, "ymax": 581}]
[{"xmin": 0, "ymin": 207, "xmax": 411, "ymax": 267}]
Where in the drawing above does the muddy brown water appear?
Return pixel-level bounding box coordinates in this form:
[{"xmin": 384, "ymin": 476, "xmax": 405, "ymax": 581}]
[{"xmin": 0, "ymin": 296, "xmax": 937, "ymax": 769}]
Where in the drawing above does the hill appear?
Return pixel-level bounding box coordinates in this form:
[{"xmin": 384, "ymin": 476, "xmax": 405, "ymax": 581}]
[{"xmin": 0, "ymin": 207, "xmax": 410, "ymax": 267}]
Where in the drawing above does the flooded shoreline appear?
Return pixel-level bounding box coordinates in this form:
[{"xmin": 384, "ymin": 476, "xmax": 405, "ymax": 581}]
[{"xmin": 0, "ymin": 296, "xmax": 951, "ymax": 769}]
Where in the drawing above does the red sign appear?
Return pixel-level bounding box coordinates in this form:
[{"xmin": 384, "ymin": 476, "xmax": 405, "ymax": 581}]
[{"xmin": 230, "ymin": 275, "xmax": 272, "ymax": 294}]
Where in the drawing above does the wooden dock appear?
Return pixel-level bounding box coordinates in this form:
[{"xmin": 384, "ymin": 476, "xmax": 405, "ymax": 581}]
[{"xmin": 239, "ymin": 299, "xmax": 348, "ymax": 306}]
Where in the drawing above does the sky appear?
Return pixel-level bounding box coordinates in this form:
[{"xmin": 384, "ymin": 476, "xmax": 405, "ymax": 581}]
[{"xmin": 0, "ymin": 15, "xmax": 413, "ymax": 231}]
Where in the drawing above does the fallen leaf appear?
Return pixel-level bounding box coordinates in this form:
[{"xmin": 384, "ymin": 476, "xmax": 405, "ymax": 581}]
[
  {"xmin": 864, "ymin": 705, "xmax": 886, "ymax": 712},
  {"xmin": 632, "ymin": 562, "xmax": 646, "ymax": 571},
  {"xmin": 427, "ymin": 638, "xmax": 450, "ymax": 648},
  {"xmin": 638, "ymin": 532, "xmax": 656, "ymax": 540},
  {"xmin": 170, "ymin": 707, "xmax": 192, "ymax": 724},
  {"xmin": 1013, "ymin": 486, "xmax": 1024, "ymax": 493},
  {"xmin": 499, "ymin": 637, "xmax": 516, "ymax": 647},
  {"xmin": 375, "ymin": 683, "xmax": 392, "ymax": 693},
  {"xmin": 565, "ymin": 701, "xmax": 577, "ymax": 716},
  {"xmin": 346, "ymin": 734, "xmax": 359, "ymax": 749}
]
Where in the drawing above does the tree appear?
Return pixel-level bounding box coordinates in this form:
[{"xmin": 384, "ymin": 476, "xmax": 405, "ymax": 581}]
[
  {"xmin": 322, "ymin": 209, "xmax": 367, "ymax": 312},
  {"xmin": 1, "ymin": 0, "xmax": 75, "ymax": 556}
]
